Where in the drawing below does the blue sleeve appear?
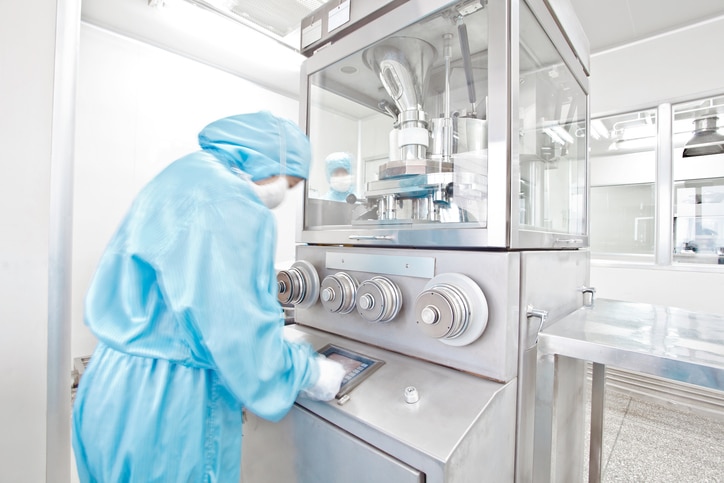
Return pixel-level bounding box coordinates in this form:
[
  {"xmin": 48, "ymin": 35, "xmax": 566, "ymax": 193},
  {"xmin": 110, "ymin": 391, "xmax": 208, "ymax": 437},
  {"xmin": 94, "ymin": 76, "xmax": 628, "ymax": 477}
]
[{"xmin": 156, "ymin": 196, "xmax": 319, "ymax": 422}]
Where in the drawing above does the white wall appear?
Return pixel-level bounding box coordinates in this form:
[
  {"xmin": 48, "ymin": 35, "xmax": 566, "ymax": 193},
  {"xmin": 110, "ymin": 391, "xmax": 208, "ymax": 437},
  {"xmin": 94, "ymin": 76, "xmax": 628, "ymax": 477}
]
[
  {"xmin": 73, "ymin": 23, "xmax": 302, "ymax": 358},
  {"xmin": 0, "ymin": 1, "xmax": 79, "ymax": 481},
  {"xmin": 589, "ymin": 18, "xmax": 724, "ymax": 315}
]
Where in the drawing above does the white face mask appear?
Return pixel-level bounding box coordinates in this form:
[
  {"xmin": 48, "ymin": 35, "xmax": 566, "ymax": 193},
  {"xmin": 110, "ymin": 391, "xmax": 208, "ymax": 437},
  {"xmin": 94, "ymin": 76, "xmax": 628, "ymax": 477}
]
[
  {"xmin": 252, "ymin": 176, "xmax": 288, "ymax": 209},
  {"xmin": 330, "ymin": 175, "xmax": 352, "ymax": 193}
]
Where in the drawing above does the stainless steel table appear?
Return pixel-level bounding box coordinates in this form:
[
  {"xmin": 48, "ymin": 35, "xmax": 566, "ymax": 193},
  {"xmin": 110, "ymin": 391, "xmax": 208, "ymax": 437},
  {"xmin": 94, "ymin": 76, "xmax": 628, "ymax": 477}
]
[{"xmin": 534, "ymin": 298, "xmax": 724, "ymax": 483}]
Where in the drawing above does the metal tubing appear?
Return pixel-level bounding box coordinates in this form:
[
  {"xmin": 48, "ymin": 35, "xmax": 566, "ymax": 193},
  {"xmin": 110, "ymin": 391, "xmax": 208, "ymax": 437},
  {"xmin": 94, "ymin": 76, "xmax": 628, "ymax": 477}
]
[{"xmin": 589, "ymin": 363, "xmax": 605, "ymax": 483}]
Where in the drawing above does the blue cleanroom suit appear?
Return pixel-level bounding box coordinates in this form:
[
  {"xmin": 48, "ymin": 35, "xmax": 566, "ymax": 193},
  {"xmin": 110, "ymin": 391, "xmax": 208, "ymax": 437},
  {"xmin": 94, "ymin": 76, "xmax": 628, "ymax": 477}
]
[
  {"xmin": 72, "ymin": 112, "xmax": 324, "ymax": 482},
  {"xmin": 321, "ymin": 152, "xmax": 355, "ymax": 201}
]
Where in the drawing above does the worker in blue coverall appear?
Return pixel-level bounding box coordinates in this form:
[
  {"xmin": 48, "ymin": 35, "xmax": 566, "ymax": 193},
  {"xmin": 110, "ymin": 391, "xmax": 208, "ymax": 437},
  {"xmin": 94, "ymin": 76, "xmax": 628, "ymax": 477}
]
[
  {"xmin": 72, "ymin": 111, "xmax": 346, "ymax": 482},
  {"xmin": 321, "ymin": 151, "xmax": 356, "ymax": 202}
]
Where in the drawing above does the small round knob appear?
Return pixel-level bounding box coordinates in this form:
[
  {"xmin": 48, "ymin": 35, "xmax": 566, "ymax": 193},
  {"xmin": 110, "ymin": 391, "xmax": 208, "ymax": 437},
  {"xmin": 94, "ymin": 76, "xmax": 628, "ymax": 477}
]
[
  {"xmin": 321, "ymin": 287, "xmax": 335, "ymax": 302},
  {"xmin": 420, "ymin": 305, "xmax": 439, "ymax": 325},
  {"xmin": 359, "ymin": 293, "xmax": 375, "ymax": 310},
  {"xmin": 404, "ymin": 386, "xmax": 419, "ymax": 404},
  {"xmin": 278, "ymin": 281, "xmax": 287, "ymax": 295}
]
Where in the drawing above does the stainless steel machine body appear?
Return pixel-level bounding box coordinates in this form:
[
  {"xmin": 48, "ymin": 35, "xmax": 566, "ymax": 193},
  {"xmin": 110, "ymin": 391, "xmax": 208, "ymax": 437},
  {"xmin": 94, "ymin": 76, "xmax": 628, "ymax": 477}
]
[{"xmin": 242, "ymin": 1, "xmax": 591, "ymax": 481}]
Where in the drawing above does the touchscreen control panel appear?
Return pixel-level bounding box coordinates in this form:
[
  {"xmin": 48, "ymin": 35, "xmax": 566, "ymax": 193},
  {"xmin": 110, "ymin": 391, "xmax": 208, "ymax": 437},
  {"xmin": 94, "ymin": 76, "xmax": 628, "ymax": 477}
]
[{"xmin": 318, "ymin": 344, "xmax": 385, "ymax": 398}]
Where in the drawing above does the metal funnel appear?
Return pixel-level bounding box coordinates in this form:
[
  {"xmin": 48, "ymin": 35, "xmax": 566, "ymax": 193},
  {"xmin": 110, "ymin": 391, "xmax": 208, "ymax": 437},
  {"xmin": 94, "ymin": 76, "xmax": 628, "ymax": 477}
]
[{"xmin": 363, "ymin": 37, "xmax": 437, "ymax": 115}]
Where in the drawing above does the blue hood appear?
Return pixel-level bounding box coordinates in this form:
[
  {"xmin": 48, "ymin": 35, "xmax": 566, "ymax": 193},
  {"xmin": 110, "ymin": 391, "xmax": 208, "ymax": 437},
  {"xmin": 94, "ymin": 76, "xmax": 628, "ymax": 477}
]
[
  {"xmin": 325, "ymin": 152, "xmax": 352, "ymax": 181},
  {"xmin": 198, "ymin": 111, "xmax": 311, "ymax": 181}
]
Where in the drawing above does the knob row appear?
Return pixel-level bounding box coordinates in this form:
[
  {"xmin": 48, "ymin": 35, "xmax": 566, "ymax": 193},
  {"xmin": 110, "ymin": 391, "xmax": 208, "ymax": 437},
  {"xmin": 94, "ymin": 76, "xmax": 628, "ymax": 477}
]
[{"xmin": 277, "ymin": 264, "xmax": 488, "ymax": 345}]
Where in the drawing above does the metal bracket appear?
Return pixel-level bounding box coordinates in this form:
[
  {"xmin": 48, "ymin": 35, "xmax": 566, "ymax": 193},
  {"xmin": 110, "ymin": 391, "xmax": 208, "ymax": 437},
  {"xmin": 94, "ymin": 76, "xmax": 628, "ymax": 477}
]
[
  {"xmin": 526, "ymin": 306, "xmax": 549, "ymax": 348},
  {"xmin": 579, "ymin": 286, "xmax": 596, "ymax": 307}
]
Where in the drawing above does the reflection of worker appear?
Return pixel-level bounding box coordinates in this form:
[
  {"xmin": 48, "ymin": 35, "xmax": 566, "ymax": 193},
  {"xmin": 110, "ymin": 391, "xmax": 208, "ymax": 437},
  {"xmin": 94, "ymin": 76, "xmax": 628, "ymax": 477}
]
[
  {"xmin": 322, "ymin": 151, "xmax": 356, "ymax": 201},
  {"xmin": 72, "ymin": 111, "xmax": 345, "ymax": 482}
]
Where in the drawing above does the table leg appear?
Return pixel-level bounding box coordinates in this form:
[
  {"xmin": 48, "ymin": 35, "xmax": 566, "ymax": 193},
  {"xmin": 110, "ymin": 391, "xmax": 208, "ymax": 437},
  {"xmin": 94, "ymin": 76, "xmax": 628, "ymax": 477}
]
[{"xmin": 589, "ymin": 363, "xmax": 605, "ymax": 483}]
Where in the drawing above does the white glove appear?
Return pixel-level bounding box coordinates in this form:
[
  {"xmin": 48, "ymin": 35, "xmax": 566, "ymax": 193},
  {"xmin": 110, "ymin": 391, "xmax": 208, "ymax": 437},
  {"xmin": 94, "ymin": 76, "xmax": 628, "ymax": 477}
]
[{"xmin": 300, "ymin": 356, "xmax": 346, "ymax": 401}]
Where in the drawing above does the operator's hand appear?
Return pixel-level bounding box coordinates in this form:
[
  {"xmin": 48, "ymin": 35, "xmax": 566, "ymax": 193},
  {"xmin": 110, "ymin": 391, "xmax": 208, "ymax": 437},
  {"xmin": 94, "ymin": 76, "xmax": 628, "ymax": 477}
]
[{"xmin": 300, "ymin": 356, "xmax": 346, "ymax": 401}]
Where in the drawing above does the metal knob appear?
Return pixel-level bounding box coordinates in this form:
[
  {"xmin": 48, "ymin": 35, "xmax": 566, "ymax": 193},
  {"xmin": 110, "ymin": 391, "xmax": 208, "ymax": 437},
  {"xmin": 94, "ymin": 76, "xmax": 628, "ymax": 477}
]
[
  {"xmin": 356, "ymin": 276, "xmax": 402, "ymax": 323},
  {"xmin": 420, "ymin": 305, "xmax": 439, "ymax": 325},
  {"xmin": 359, "ymin": 294, "xmax": 374, "ymax": 310},
  {"xmin": 404, "ymin": 386, "xmax": 419, "ymax": 404},
  {"xmin": 321, "ymin": 287, "xmax": 335, "ymax": 302},
  {"xmin": 320, "ymin": 272, "xmax": 359, "ymax": 314},
  {"xmin": 413, "ymin": 273, "xmax": 488, "ymax": 347},
  {"xmin": 415, "ymin": 283, "xmax": 469, "ymax": 339},
  {"xmin": 276, "ymin": 260, "xmax": 320, "ymax": 309}
]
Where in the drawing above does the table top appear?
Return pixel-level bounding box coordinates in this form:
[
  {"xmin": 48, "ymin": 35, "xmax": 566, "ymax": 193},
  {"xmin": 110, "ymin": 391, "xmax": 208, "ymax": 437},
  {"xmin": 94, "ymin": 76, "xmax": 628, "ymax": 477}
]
[{"xmin": 538, "ymin": 299, "xmax": 724, "ymax": 391}]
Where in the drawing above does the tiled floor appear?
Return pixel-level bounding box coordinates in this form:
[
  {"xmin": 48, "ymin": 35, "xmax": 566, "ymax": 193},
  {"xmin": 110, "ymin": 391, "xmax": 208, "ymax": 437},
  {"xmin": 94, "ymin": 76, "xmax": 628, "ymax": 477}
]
[{"xmin": 583, "ymin": 388, "xmax": 724, "ymax": 482}]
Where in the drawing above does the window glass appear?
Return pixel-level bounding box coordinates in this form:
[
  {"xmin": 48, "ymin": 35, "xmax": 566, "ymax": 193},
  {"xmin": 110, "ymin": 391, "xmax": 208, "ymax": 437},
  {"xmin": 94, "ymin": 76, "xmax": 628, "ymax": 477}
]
[
  {"xmin": 673, "ymin": 95, "xmax": 724, "ymax": 265},
  {"xmin": 518, "ymin": 4, "xmax": 587, "ymax": 235},
  {"xmin": 589, "ymin": 109, "xmax": 657, "ymax": 259}
]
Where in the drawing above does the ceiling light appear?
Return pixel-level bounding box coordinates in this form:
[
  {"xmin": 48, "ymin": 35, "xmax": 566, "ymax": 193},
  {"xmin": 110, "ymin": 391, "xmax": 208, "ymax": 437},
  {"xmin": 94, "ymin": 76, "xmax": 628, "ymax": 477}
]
[
  {"xmin": 590, "ymin": 119, "xmax": 609, "ymax": 140},
  {"xmin": 683, "ymin": 116, "xmax": 724, "ymax": 157}
]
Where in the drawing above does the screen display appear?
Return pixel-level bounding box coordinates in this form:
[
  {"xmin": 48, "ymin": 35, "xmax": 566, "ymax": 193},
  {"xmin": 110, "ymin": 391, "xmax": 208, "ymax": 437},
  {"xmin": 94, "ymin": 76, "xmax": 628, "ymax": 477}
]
[{"xmin": 318, "ymin": 344, "xmax": 384, "ymax": 397}]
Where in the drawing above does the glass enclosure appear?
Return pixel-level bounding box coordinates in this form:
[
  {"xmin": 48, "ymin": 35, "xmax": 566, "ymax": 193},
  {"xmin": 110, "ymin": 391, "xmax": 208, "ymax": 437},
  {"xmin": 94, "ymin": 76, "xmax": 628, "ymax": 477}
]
[
  {"xmin": 300, "ymin": 0, "xmax": 589, "ymax": 248},
  {"xmin": 589, "ymin": 109, "xmax": 657, "ymax": 259},
  {"xmin": 305, "ymin": 3, "xmax": 490, "ymax": 229},
  {"xmin": 673, "ymin": 95, "xmax": 724, "ymax": 264},
  {"xmin": 518, "ymin": 3, "xmax": 587, "ymax": 236}
]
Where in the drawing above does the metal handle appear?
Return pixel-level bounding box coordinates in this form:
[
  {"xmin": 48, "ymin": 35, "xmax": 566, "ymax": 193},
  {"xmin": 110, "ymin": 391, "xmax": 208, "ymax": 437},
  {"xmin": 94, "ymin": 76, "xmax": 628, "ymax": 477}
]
[
  {"xmin": 348, "ymin": 235, "xmax": 395, "ymax": 241},
  {"xmin": 555, "ymin": 238, "xmax": 583, "ymax": 246},
  {"xmin": 579, "ymin": 286, "xmax": 596, "ymax": 307},
  {"xmin": 526, "ymin": 306, "xmax": 549, "ymax": 347}
]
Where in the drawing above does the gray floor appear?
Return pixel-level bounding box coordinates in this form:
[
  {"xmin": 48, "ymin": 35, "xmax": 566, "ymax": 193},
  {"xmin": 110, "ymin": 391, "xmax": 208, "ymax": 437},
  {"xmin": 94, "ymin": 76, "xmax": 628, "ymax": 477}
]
[{"xmin": 583, "ymin": 388, "xmax": 724, "ymax": 482}]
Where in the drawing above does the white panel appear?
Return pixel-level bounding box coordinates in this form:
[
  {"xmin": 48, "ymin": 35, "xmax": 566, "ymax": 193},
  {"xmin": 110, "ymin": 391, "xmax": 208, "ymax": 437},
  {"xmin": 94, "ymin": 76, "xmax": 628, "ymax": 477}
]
[
  {"xmin": 591, "ymin": 264, "xmax": 724, "ymax": 316},
  {"xmin": 569, "ymin": 0, "xmax": 724, "ymax": 53},
  {"xmin": 0, "ymin": 1, "xmax": 55, "ymax": 482},
  {"xmin": 673, "ymin": 150, "xmax": 724, "ymax": 181},
  {"xmin": 590, "ymin": 17, "xmax": 724, "ymax": 115},
  {"xmin": 627, "ymin": 0, "xmax": 724, "ymax": 40},
  {"xmin": 81, "ymin": 0, "xmax": 304, "ymax": 97},
  {"xmin": 590, "ymin": 152, "xmax": 655, "ymax": 186}
]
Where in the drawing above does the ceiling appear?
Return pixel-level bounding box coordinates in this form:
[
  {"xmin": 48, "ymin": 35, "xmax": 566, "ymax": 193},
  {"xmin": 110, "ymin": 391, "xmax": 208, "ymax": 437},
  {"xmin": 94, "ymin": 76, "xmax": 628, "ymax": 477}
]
[
  {"xmin": 203, "ymin": 0, "xmax": 724, "ymax": 54},
  {"xmin": 567, "ymin": 0, "xmax": 724, "ymax": 53},
  {"xmin": 81, "ymin": 0, "xmax": 724, "ymax": 98}
]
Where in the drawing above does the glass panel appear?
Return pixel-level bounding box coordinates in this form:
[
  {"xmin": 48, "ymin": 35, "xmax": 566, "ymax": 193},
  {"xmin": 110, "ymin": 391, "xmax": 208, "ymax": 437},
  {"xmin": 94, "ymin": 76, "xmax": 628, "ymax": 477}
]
[
  {"xmin": 673, "ymin": 178, "xmax": 724, "ymax": 264},
  {"xmin": 305, "ymin": 3, "xmax": 489, "ymax": 229},
  {"xmin": 673, "ymin": 95, "xmax": 724, "ymax": 265},
  {"xmin": 591, "ymin": 184, "xmax": 655, "ymax": 255},
  {"xmin": 518, "ymin": 4, "xmax": 587, "ymax": 235},
  {"xmin": 588, "ymin": 109, "xmax": 657, "ymax": 259}
]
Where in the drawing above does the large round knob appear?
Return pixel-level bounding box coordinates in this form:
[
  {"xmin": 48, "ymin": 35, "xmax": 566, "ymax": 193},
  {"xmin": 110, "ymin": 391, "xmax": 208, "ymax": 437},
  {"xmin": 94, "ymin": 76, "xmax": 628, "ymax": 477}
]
[
  {"xmin": 320, "ymin": 272, "xmax": 358, "ymax": 314},
  {"xmin": 415, "ymin": 284, "xmax": 470, "ymax": 339},
  {"xmin": 414, "ymin": 273, "xmax": 488, "ymax": 346},
  {"xmin": 276, "ymin": 260, "xmax": 320, "ymax": 309},
  {"xmin": 356, "ymin": 276, "xmax": 402, "ymax": 323}
]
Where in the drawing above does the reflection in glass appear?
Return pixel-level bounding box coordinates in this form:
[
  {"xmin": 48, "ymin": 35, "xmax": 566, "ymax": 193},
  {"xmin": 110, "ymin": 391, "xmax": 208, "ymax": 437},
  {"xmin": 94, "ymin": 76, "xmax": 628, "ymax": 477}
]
[
  {"xmin": 673, "ymin": 95, "xmax": 724, "ymax": 265},
  {"xmin": 518, "ymin": 4, "xmax": 587, "ymax": 235},
  {"xmin": 589, "ymin": 109, "xmax": 657, "ymax": 259},
  {"xmin": 673, "ymin": 95, "xmax": 724, "ymax": 158},
  {"xmin": 674, "ymin": 178, "xmax": 724, "ymax": 264},
  {"xmin": 591, "ymin": 184, "xmax": 655, "ymax": 255}
]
